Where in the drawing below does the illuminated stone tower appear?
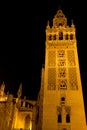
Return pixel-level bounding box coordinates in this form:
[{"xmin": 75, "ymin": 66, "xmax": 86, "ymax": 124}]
[{"xmin": 36, "ymin": 9, "xmax": 87, "ymax": 130}]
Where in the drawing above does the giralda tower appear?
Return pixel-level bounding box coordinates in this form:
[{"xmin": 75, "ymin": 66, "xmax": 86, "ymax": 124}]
[{"xmin": 36, "ymin": 9, "xmax": 87, "ymax": 130}]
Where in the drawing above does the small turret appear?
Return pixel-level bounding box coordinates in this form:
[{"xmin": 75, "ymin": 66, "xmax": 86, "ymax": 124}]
[
  {"xmin": 17, "ymin": 83, "xmax": 22, "ymax": 98},
  {"xmin": 71, "ymin": 19, "xmax": 75, "ymax": 27},
  {"xmin": 46, "ymin": 20, "xmax": 50, "ymax": 29},
  {"xmin": 0, "ymin": 81, "xmax": 5, "ymax": 96}
]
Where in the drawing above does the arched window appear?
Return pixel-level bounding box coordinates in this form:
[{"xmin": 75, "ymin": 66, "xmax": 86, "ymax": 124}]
[
  {"xmin": 70, "ymin": 34, "xmax": 73, "ymax": 40},
  {"xmin": 62, "ymin": 128, "xmax": 67, "ymax": 130},
  {"xmin": 61, "ymin": 97, "xmax": 65, "ymax": 102},
  {"xmin": 66, "ymin": 113, "xmax": 70, "ymax": 123},
  {"xmin": 48, "ymin": 34, "xmax": 52, "ymax": 40},
  {"xmin": 59, "ymin": 32, "xmax": 63, "ymax": 40},
  {"xmin": 65, "ymin": 34, "xmax": 68, "ymax": 40},
  {"xmin": 25, "ymin": 114, "xmax": 30, "ymax": 129},
  {"xmin": 58, "ymin": 114, "xmax": 62, "ymax": 123},
  {"xmin": 61, "ymin": 97, "xmax": 65, "ymax": 104},
  {"xmin": 53, "ymin": 34, "xmax": 56, "ymax": 40}
]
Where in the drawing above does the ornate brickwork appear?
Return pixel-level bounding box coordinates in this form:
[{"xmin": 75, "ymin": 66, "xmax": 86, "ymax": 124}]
[
  {"xmin": 48, "ymin": 51, "xmax": 56, "ymax": 66},
  {"xmin": 58, "ymin": 68, "xmax": 66, "ymax": 78},
  {"xmin": 57, "ymin": 59, "xmax": 66, "ymax": 66},
  {"xmin": 57, "ymin": 50, "xmax": 65, "ymax": 58},
  {"xmin": 68, "ymin": 68, "xmax": 78, "ymax": 90},
  {"xmin": 67, "ymin": 50, "xmax": 76, "ymax": 66},
  {"xmin": 48, "ymin": 68, "xmax": 56, "ymax": 90},
  {"xmin": 58, "ymin": 79, "xmax": 67, "ymax": 90}
]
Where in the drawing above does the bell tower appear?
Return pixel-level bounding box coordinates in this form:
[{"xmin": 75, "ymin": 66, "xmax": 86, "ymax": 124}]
[{"xmin": 36, "ymin": 9, "xmax": 87, "ymax": 130}]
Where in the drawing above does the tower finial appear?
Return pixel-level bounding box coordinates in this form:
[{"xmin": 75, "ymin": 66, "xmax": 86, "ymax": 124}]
[
  {"xmin": 58, "ymin": 5, "xmax": 61, "ymax": 10},
  {"xmin": 71, "ymin": 19, "xmax": 75, "ymax": 27},
  {"xmin": 46, "ymin": 20, "xmax": 50, "ymax": 29},
  {"xmin": 71, "ymin": 19, "xmax": 73, "ymax": 24},
  {"xmin": 17, "ymin": 83, "xmax": 22, "ymax": 98},
  {"xmin": 47, "ymin": 20, "xmax": 50, "ymax": 26},
  {"xmin": 0, "ymin": 81, "xmax": 5, "ymax": 96}
]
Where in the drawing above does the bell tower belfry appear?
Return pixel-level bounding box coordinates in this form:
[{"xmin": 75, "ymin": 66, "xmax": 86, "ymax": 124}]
[{"xmin": 36, "ymin": 9, "xmax": 87, "ymax": 130}]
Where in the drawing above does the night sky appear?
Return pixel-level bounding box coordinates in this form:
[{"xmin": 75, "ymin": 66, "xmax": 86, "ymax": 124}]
[{"xmin": 0, "ymin": 1, "xmax": 87, "ymax": 120}]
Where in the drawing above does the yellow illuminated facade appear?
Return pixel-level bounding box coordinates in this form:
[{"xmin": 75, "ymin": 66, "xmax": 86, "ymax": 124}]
[
  {"xmin": 35, "ymin": 9, "xmax": 87, "ymax": 130},
  {"xmin": 0, "ymin": 8, "xmax": 87, "ymax": 130}
]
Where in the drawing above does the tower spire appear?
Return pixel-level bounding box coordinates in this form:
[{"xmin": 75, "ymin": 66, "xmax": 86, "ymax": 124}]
[
  {"xmin": 58, "ymin": 4, "xmax": 61, "ymax": 10},
  {"xmin": 71, "ymin": 19, "xmax": 75, "ymax": 27},
  {"xmin": 17, "ymin": 83, "xmax": 22, "ymax": 98},
  {"xmin": 0, "ymin": 81, "xmax": 5, "ymax": 96},
  {"xmin": 46, "ymin": 20, "xmax": 50, "ymax": 29}
]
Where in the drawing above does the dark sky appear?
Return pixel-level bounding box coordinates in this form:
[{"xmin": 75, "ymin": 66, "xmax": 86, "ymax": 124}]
[{"xmin": 0, "ymin": 0, "xmax": 87, "ymax": 120}]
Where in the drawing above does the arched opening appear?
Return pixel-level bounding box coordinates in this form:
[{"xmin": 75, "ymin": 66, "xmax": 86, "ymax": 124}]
[
  {"xmin": 65, "ymin": 34, "xmax": 68, "ymax": 40},
  {"xmin": 61, "ymin": 97, "xmax": 65, "ymax": 104},
  {"xmin": 25, "ymin": 114, "xmax": 30, "ymax": 130},
  {"xmin": 59, "ymin": 32, "xmax": 63, "ymax": 40},
  {"xmin": 70, "ymin": 34, "xmax": 73, "ymax": 40},
  {"xmin": 62, "ymin": 128, "xmax": 67, "ymax": 130},
  {"xmin": 48, "ymin": 34, "xmax": 52, "ymax": 40},
  {"xmin": 53, "ymin": 34, "xmax": 56, "ymax": 40},
  {"xmin": 66, "ymin": 113, "xmax": 70, "ymax": 123},
  {"xmin": 58, "ymin": 114, "xmax": 62, "ymax": 123}
]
